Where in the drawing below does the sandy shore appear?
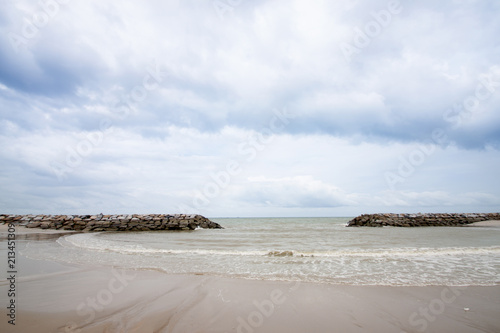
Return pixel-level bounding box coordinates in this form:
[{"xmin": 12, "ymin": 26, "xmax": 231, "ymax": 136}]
[
  {"xmin": 0, "ymin": 223, "xmax": 76, "ymax": 233},
  {"xmin": 464, "ymin": 220, "xmax": 500, "ymax": 228},
  {"xmin": 0, "ymin": 223, "xmax": 79, "ymax": 242},
  {"xmin": 1, "ymin": 224, "xmax": 499, "ymax": 333},
  {"xmin": 1, "ymin": 262, "xmax": 499, "ymax": 332}
]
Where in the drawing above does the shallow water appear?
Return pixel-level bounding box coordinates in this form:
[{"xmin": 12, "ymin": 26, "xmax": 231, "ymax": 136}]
[{"xmin": 21, "ymin": 217, "xmax": 500, "ymax": 285}]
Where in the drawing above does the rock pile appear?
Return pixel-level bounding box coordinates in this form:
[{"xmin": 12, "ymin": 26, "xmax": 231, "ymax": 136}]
[
  {"xmin": 0, "ymin": 214, "xmax": 223, "ymax": 231},
  {"xmin": 347, "ymin": 213, "xmax": 500, "ymax": 227}
]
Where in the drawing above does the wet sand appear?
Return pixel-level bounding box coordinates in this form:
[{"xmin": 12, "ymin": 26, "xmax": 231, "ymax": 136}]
[
  {"xmin": 464, "ymin": 220, "xmax": 500, "ymax": 228},
  {"xmin": 0, "ymin": 223, "xmax": 79, "ymax": 241},
  {"xmin": 1, "ymin": 225, "xmax": 499, "ymax": 333},
  {"xmin": 1, "ymin": 260, "xmax": 499, "ymax": 332}
]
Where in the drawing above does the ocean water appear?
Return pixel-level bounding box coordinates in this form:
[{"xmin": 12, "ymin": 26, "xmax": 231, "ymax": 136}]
[{"xmin": 22, "ymin": 217, "xmax": 500, "ymax": 286}]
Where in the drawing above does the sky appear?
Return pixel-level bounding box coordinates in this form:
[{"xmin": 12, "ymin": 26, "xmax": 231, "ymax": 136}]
[{"xmin": 0, "ymin": 0, "xmax": 499, "ymax": 217}]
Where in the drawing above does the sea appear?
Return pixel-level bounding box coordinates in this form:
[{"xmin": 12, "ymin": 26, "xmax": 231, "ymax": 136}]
[{"xmin": 21, "ymin": 217, "xmax": 500, "ymax": 286}]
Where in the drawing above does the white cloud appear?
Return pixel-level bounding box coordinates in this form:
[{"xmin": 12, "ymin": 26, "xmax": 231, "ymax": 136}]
[{"xmin": 236, "ymin": 175, "xmax": 354, "ymax": 208}]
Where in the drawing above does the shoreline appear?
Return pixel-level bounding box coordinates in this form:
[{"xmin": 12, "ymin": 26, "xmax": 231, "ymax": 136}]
[
  {"xmin": 1, "ymin": 257, "xmax": 499, "ymax": 331},
  {"xmin": 1, "ymin": 223, "xmax": 499, "ymax": 332},
  {"xmin": 0, "ymin": 223, "xmax": 80, "ymax": 242},
  {"xmin": 464, "ymin": 220, "xmax": 500, "ymax": 228},
  {"xmin": 1, "ymin": 264, "xmax": 499, "ymax": 333}
]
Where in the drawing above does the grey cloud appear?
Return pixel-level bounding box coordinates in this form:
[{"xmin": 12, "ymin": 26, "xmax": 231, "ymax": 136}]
[
  {"xmin": 1, "ymin": 0, "xmax": 500, "ymax": 215},
  {"xmin": 1, "ymin": 0, "xmax": 499, "ymax": 149}
]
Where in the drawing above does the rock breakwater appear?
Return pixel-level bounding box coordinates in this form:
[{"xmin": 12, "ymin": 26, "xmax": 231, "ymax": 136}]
[
  {"xmin": 347, "ymin": 213, "xmax": 500, "ymax": 227},
  {"xmin": 0, "ymin": 214, "xmax": 223, "ymax": 231}
]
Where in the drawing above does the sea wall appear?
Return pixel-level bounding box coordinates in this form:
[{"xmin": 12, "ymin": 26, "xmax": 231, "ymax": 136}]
[
  {"xmin": 347, "ymin": 213, "xmax": 500, "ymax": 227},
  {"xmin": 0, "ymin": 214, "xmax": 223, "ymax": 231}
]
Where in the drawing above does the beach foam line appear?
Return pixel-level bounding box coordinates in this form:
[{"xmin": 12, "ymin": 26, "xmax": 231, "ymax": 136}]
[{"xmin": 59, "ymin": 234, "xmax": 500, "ymax": 258}]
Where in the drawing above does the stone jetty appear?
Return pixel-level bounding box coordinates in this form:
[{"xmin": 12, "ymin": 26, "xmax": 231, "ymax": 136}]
[
  {"xmin": 0, "ymin": 214, "xmax": 223, "ymax": 231},
  {"xmin": 347, "ymin": 213, "xmax": 500, "ymax": 227}
]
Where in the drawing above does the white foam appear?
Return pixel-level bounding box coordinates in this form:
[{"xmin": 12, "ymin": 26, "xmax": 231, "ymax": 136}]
[
  {"xmin": 60, "ymin": 234, "xmax": 500, "ymax": 259},
  {"xmin": 293, "ymin": 246, "xmax": 500, "ymax": 258},
  {"xmin": 48, "ymin": 220, "xmax": 500, "ymax": 286}
]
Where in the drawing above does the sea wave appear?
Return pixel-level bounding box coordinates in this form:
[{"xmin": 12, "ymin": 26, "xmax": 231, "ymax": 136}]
[{"xmin": 59, "ymin": 233, "xmax": 500, "ymax": 258}]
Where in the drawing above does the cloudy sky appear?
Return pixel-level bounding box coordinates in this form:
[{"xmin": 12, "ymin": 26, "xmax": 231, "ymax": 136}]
[{"xmin": 1, "ymin": 0, "xmax": 499, "ymax": 217}]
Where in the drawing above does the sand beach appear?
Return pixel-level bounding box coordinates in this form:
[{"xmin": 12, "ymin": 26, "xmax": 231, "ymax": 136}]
[
  {"xmin": 1, "ymin": 223, "xmax": 499, "ymax": 333},
  {"xmin": 1, "ymin": 258, "xmax": 499, "ymax": 333}
]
